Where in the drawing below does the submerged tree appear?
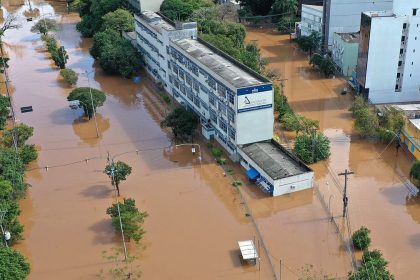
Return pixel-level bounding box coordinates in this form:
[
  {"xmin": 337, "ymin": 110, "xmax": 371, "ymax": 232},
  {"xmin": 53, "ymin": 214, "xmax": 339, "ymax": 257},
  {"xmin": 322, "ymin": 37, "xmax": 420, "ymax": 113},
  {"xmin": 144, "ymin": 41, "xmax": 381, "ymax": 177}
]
[
  {"xmin": 294, "ymin": 132, "xmax": 331, "ymax": 164},
  {"xmin": 67, "ymin": 87, "xmax": 106, "ymax": 119},
  {"xmin": 161, "ymin": 106, "xmax": 199, "ymax": 140},
  {"xmin": 104, "ymin": 161, "xmax": 132, "ymax": 196},
  {"xmin": 0, "ymin": 247, "xmax": 30, "ymax": 279},
  {"xmin": 102, "ymin": 8, "xmax": 134, "ymax": 35},
  {"xmin": 30, "ymin": 18, "xmax": 58, "ymax": 34}
]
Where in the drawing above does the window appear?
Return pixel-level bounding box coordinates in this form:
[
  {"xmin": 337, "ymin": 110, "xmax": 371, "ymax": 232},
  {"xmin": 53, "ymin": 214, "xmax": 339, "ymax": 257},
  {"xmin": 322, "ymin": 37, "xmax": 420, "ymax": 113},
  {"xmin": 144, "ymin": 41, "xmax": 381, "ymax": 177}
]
[
  {"xmin": 400, "ymin": 48, "xmax": 404, "ymax": 54},
  {"xmin": 402, "ymin": 36, "xmax": 406, "ymax": 42},
  {"xmin": 410, "ymin": 74, "xmax": 412, "ymax": 77},
  {"xmin": 178, "ymin": 70, "xmax": 184, "ymax": 80},
  {"xmin": 228, "ymin": 126, "xmax": 236, "ymax": 140},
  {"xmin": 412, "ymin": 62, "xmax": 414, "ymax": 65},
  {"xmin": 395, "ymin": 84, "xmax": 399, "ymax": 90},
  {"xmin": 228, "ymin": 91, "xmax": 234, "ymax": 105},
  {"xmin": 413, "ymin": 8, "xmax": 417, "ymax": 16},
  {"xmin": 194, "ymin": 97, "xmax": 201, "ymax": 108},
  {"xmin": 186, "ymin": 75, "xmax": 192, "ymax": 86},
  {"xmin": 217, "ymin": 84, "xmax": 226, "ymax": 98},
  {"xmin": 219, "ymin": 119, "xmax": 227, "ymax": 133},
  {"xmin": 397, "ymin": 73, "xmax": 401, "ymax": 78},
  {"xmin": 187, "ymin": 91, "xmax": 194, "ymax": 101},
  {"xmin": 193, "ymin": 81, "xmax": 199, "ymax": 92},
  {"xmin": 218, "ymin": 100, "xmax": 226, "ymax": 115},
  {"xmin": 210, "ymin": 109, "xmax": 217, "ymax": 124},
  {"xmin": 403, "ymin": 23, "xmax": 407, "ymax": 29},
  {"xmin": 167, "ymin": 61, "xmax": 171, "ymax": 70},
  {"xmin": 398, "ymin": 61, "xmax": 402, "ymax": 66},
  {"xmin": 174, "ymin": 79, "xmax": 179, "ymax": 89},
  {"xmin": 209, "ymin": 95, "xmax": 216, "ymax": 106},
  {"xmin": 411, "ymin": 143, "xmax": 415, "ymax": 153},
  {"xmin": 414, "ymin": 49, "xmax": 416, "ymax": 53},
  {"xmin": 227, "ymin": 109, "xmax": 235, "ymax": 123}
]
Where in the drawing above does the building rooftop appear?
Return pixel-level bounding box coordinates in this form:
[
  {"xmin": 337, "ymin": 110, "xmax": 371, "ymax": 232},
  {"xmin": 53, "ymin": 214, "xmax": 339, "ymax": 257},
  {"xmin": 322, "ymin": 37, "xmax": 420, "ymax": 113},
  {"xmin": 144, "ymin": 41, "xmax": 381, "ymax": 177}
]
[
  {"xmin": 140, "ymin": 11, "xmax": 175, "ymax": 33},
  {"xmin": 335, "ymin": 32, "xmax": 360, "ymax": 43},
  {"xmin": 240, "ymin": 141, "xmax": 312, "ymax": 180},
  {"xmin": 173, "ymin": 38, "xmax": 267, "ymax": 88},
  {"xmin": 392, "ymin": 104, "xmax": 420, "ymax": 112},
  {"xmin": 410, "ymin": 119, "xmax": 420, "ymax": 130},
  {"xmin": 302, "ymin": 4, "xmax": 323, "ymax": 12}
]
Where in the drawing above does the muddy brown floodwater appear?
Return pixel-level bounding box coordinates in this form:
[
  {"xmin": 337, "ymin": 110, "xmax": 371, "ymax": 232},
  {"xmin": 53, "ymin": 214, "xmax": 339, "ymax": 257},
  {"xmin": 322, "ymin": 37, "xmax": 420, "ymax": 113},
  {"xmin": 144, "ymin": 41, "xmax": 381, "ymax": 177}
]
[{"xmin": 246, "ymin": 27, "xmax": 420, "ymax": 279}]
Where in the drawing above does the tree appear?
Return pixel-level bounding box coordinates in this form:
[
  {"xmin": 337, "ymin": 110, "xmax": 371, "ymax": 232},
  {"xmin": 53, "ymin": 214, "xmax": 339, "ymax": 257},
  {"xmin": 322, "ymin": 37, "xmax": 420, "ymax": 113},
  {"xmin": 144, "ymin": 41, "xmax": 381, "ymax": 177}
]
[
  {"xmin": 309, "ymin": 53, "xmax": 323, "ymax": 68},
  {"xmin": 51, "ymin": 46, "xmax": 69, "ymax": 69},
  {"xmin": 319, "ymin": 56, "xmax": 336, "ymax": 77},
  {"xmin": 18, "ymin": 144, "xmax": 38, "ymax": 165},
  {"xmin": 60, "ymin": 68, "xmax": 79, "ymax": 86},
  {"xmin": 272, "ymin": 0, "xmax": 298, "ymax": 15},
  {"xmin": 410, "ymin": 160, "xmax": 420, "ymax": 183},
  {"xmin": 90, "ymin": 29, "xmax": 120, "ymax": 58},
  {"xmin": 0, "ymin": 148, "xmax": 27, "ymax": 198},
  {"xmin": 352, "ymin": 226, "xmax": 371, "ymax": 250},
  {"xmin": 294, "ymin": 132, "xmax": 331, "ymax": 164},
  {"xmin": 67, "ymin": 87, "xmax": 106, "ymax": 119},
  {"xmin": 104, "ymin": 161, "xmax": 132, "ymax": 196},
  {"xmin": 76, "ymin": 14, "xmax": 103, "ymax": 37},
  {"xmin": 0, "ymin": 56, "xmax": 10, "ymax": 73},
  {"xmin": 30, "ymin": 18, "xmax": 58, "ymax": 34},
  {"xmin": 102, "ymin": 8, "xmax": 134, "ymax": 35},
  {"xmin": 106, "ymin": 198, "xmax": 148, "ymax": 242},
  {"xmin": 238, "ymin": 0, "xmax": 274, "ymax": 16},
  {"xmin": 161, "ymin": 106, "xmax": 199, "ymax": 139},
  {"xmin": 0, "ymin": 14, "xmax": 21, "ymax": 38},
  {"xmin": 277, "ymin": 16, "xmax": 297, "ymax": 34},
  {"xmin": 0, "ymin": 95, "xmax": 10, "ymax": 130},
  {"xmin": 349, "ymin": 249, "xmax": 394, "ymax": 280},
  {"xmin": 0, "ymin": 246, "xmax": 30, "ymax": 279},
  {"xmin": 2, "ymin": 124, "xmax": 34, "ymax": 148},
  {"xmin": 160, "ymin": 0, "xmax": 213, "ymax": 21},
  {"xmin": 281, "ymin": 112, "xmax": 300, "ymax": 131},
  {"xmin": 0, "ymin": 200, "xmax": 24, "ymax": 244},
  {"xmin": 296, "ymin": 31, "xmax": 321, "ymax": 54},
  {"xmin": 383, "ymin": 107, "xmax": 405, "ymax": 133},
  {"xmin": 354, "ymin": 107, "xmax": 379, "ymax": 138}
]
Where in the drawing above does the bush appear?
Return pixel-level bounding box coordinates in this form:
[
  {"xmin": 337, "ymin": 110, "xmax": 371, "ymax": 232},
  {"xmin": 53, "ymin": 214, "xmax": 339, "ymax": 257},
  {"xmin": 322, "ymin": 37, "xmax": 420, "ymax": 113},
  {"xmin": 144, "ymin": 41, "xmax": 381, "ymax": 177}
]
[
  {"xmin": 294, "ymin": 132, "xmax": 331, "ymax": 164},
  {"xmin": 352, "ymin": 226, "xmax": 371, "ymax": 250},
  {"xmin": 349, "ymin": 249, "xmax": 394, "ymax": 280},
  {"xmin": 211, "ymin": 147, "xmax": 222, "ymax": 158},
  {"xmin": 281, "ymin": 112, "xmax": 299, "ymax": 131},
  {"xmin": 232, "ymin": 180, "xmax": 242, "ymax": 187},
  {"xmin": 67, "ymin": 87, "xmax": 106, "ymax": 119},
  {"xmin": 160, "ymin": 106, "xmax": 199, "ymax": 139},
  {"xmin": 60, "ymin": 68, "xmax": 78, "ymax": 86},
  {"xmin": 217, "ymin": 157, "xmax": 227, "ymax": 165},
  {"xmin": 31, "ymin": 18, "xmax": 58, "ymax": 34},
  {"xmin": 410, "ymin": 160, "xmax": 420, "ymax": 182},
  {"xmin": 309, "ymin": 53, "xmax": 323, "ymax": 67},
  {"xmin": 354, "ymin": 107, "xmax": 379, "ymax": 138},
  {"xmin": 19, "ymin": 144, "xmax": 38, "ymax": 165},
  {"xmin": 106, "ymin": 198, "xmax": 148, "ymax": 243},
  {"xmin": 0, "ymin": 247, "xmax": 30, "ymax": 279}
]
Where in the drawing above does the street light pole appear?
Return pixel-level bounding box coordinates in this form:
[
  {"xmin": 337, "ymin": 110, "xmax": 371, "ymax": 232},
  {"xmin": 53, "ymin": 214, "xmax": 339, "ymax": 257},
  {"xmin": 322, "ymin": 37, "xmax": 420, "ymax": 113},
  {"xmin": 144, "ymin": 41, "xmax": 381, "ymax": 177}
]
[{"xmin": 84, "ymin": 70, "xmax": 100, "ymax": 138}]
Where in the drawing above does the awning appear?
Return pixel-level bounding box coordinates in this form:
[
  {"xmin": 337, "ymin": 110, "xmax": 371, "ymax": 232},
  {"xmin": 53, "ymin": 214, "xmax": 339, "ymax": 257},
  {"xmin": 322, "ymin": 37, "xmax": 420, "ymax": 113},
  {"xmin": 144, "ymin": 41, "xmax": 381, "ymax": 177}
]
[{"xmin": 246, "ymin": 168, "xmax": 260, "ymax": 180}]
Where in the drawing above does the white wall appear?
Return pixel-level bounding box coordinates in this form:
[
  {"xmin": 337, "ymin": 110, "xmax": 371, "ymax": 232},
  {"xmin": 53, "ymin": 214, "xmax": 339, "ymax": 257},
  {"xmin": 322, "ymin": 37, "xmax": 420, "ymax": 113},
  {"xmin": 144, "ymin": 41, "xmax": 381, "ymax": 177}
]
[
  {"xmin": 365, "ymin": 16, "xmax": 404, "ymax": 92},
  {"xmin": 236, "ymin": 89, "xmax": 273, "ymax": 145},
  {"xmin": 301, "ymin": 5, "xmax": 323, "ymax": 36},
  {"xmin": 327, "ymin": 0, "xmax": 393, "ymax": 47},
  {"xmin": 273, "ymin": 172, "xmax": 314, "ymax": 197},
  {"xmin": 394, "ymin": 0, "xmax": 420, "ymax": 16}
]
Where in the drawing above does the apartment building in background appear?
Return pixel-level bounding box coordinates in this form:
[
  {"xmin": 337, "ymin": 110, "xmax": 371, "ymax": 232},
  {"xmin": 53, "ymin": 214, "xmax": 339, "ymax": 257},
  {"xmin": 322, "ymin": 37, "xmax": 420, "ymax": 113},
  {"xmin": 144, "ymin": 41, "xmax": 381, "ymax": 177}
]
[
  {"xmin": 128, "ymin": 0, "xmax": 164, "ymax": 13},
  {"xmin": 356, "ymin": 1, "xmax": 420, "ymax": 103},
  {"xmin": 134, "ymin": 11, "xmax": 314, "ymax": 196},
  {"xmin": 331, "ymin": 32, "xmax": 359, "ymax": 77},
  {"xmin": 299, "ymin": 4, "xmax": 323, "ymax": 36},
  {"xmin": 322, "ymin": 0, "xmax": 393, "ymax": 51}
]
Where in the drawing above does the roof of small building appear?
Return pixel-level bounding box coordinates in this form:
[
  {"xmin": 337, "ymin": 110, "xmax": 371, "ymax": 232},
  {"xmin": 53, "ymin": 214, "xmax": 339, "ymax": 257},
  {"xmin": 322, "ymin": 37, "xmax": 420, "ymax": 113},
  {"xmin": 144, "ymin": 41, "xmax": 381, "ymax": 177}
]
[
  {"xmin": 240, "ymin": 141, "xmax": 312, "ymax": 180},
  {"xmin": 363, "ymin": 10, "xmax": 395, "ymax": 18},
  {"xmin": 409, "ymin": 119, "xmax": 420, "ymax": 130},
  {"xmin": 302, "ymin": 4, "xmax": 323, "ymax": 12},
  {"xmin": 335, "ymin": 32, "xmax": 360, "ymax": 44},
  {"xmin": 173, "ymin": 38, "xmax": 267, "ymax": 88},
  {"xmin": 140, "ymin": 11, "xmax": 175, "ymax": 33},
  {"xmin": 392, "ymin": 104, "xmax": 420, "ymax": 112}
]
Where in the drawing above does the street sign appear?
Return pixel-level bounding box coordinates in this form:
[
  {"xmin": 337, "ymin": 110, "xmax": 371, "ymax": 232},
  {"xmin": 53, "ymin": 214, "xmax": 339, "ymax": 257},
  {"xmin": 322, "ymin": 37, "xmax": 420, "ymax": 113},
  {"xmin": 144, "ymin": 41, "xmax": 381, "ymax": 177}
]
[{"xmin": 20, "ymin": 106, "xmax": 33, "ymax": 113}]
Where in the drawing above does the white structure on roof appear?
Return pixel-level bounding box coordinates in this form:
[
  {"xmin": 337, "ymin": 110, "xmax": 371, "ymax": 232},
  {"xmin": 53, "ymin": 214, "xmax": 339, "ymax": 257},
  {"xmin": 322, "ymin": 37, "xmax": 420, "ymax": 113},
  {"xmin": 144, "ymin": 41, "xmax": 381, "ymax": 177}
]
[
  {"xmin": 299, "ymin": 4, "xmax": 323, "ymax": 36},
  {"xmin": 322, "ymin": 0, "xmax": 393, "ymax": 51},
  {"xmin": 238, "ymin": 240, "xmax": 258, "ymax": 262},
  {"xmin": 356, "ymin": 1, "xmax": 420, "ymax": 103},
  {"xmin": 135, "ymin": 11, "xmax": 314, "ymax": 196}
]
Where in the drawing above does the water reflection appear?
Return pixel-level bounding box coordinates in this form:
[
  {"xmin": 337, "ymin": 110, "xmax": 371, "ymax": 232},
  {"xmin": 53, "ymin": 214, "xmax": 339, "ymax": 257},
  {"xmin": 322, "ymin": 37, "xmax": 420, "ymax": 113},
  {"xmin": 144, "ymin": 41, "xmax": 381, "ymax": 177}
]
[
  {"xmin": 72, "ymin": 113, "xmax": 110, "ymax": 146},
  {"xmin": 406, "ymin": 194, "xmax": 420, "ymax": 224}
]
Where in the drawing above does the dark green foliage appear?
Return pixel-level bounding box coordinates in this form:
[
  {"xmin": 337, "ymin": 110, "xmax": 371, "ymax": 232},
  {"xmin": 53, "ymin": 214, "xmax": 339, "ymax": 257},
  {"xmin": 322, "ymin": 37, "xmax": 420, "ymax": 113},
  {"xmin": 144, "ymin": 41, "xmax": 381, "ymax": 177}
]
[
  {"xmin": 160, "ymin": 0, "xmax": 213, "ymax": 21},
  {"xmin": 319, "ymin": 57, "xmax": 336, "ymax": 77},
  {"xmin": 102, "ymin": 8, "xmax": 134, "ymax": 34},
  {"xmin": 354, "ymin": 107, "xmax": 379, "ymax": 138},
  {"xmin": 239, "ymin": 0, "xmax": 274, "ymax": 16},
  {"xmin": 76, "ymin": 14, "xmax": 102, "ymax": 37},
  {"xmin": 30, "ymin": 18, "xmax": 58, "ymax": 34},
  {"xmin": 161, "ymin": 106, "xmax": 199, "ymax": 139},
  {"xmin": 18, "ymin": 145, "xmax": 38, "ymax": 165},
  {"xmin": 104, "ymin": 161, "xmax": 132, "ymax": 196},
  {"xmin": 349, "ymin": 249, "xmax": 394, "ymax": 280},
  {"xmin": 50, "ymin": 46, "xmax": 68, "ymax": 69},
  {"xmin": 281, "ymin": 112, "xmax": 299, "ymax": 131},
  {"xmin": 60, "ymin": 68, "xmax": 79, "ymax": 86},
  {"xmin": 0, "ymin": 148, "xmax": 27, "ymax": 199},
  {"xmin": 352, "ymin": 226, "xmax": 371, "ymax": 250},
  {"xmin": 67, "ymin": 87, "xmax": 106, "ymax": 119},
  {"xmin": 295, "ymin": 31, "xmax": 321, "ymax": 54},
  {"xmin": 91, "ymin": 29, "xmax": 141, "ymax": 77},
  {"xmin": 272, "ymin": 0, "xmax": 298, "ymax": 15},
  {"xmin": 198, "ymin": 19, "xmax": 246, "ymax": 47},
  {"xmin": 106, "ymin": 198, "xmax": 148, "ymax": 243},
  {"xmin": 382, "ymin": 107, "xmax": 406, "ymax": 134},
  {"xmin": 0, "ymin": 56, "xmax": 10, "ymax": 73},
  {"xmin": 211, "ymin": 147, "xmax": 222, "ymax": 158},
  {"xmin": 2, "ymin": 124, "xmax": 34, "ymax": 148},
  {"xmin": 309, "ymin": 53, "xmax": 323, "ymax": 68},
  {"xmin": 0, "ymin": 95, "xmax": 10, "ymax": 130},
  {"xmin": 277, "ymin": 16, "xmax": 298, "ymax": 34},
  {"xmin": 0, "ymin": 246, "xmax": 30, "ymax": 279},
  {"xmin": 294, "ymin": 132, "xmax": 331, "ymax": 164},
  {"xmin": 410, "ymin": 160, "xmax": 420, "ymax": 182},
  {"xmin": 0, "ymin": 200, "xmax": 24, "ymax": 244}
]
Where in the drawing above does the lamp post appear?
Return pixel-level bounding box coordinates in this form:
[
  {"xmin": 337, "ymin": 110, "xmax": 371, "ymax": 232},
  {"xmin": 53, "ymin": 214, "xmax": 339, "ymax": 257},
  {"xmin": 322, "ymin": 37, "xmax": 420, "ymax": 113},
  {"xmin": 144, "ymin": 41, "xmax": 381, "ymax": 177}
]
[{"xmin": 175, "ymin": 143, "xmax": 202, "ymax": 163}]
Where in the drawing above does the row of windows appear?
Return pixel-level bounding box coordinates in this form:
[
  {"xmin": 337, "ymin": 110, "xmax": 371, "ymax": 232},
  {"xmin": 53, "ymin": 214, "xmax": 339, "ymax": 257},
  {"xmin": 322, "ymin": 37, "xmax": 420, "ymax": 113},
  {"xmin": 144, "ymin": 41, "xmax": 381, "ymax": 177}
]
[
  {"xmin": 137, "ymin": 44, "xmax": 160, "ymax": 67},
  {"xmin": 136, "ymin": 20, "xmax": 163, "ymax": 46},
  {"xmin": 137, "ymin": 33, "xmax": 160, "ymax": 56}
]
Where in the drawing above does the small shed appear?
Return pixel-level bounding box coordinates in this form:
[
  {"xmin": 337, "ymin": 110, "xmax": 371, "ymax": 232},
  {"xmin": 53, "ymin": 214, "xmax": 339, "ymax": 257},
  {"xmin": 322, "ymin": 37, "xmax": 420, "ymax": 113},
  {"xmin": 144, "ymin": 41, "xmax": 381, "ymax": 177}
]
[{"xmin": 238, "ymin": 240, "xmax": 258, "ymax": 264}]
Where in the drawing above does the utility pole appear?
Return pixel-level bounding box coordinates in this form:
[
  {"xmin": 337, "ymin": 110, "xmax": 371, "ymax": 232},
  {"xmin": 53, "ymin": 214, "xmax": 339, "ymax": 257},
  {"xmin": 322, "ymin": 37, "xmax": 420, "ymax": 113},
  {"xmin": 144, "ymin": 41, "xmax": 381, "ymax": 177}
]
[
  {"xmin": 277, "ymin": 78, "xmax": 288, "ymax": 112},
  {"xmin": 338, "ymin": 169, "xmax": 354, "ymax": 218},
  {"xmin": 84, "ymin": 70, "xmax": 100, "ymax": 138}
]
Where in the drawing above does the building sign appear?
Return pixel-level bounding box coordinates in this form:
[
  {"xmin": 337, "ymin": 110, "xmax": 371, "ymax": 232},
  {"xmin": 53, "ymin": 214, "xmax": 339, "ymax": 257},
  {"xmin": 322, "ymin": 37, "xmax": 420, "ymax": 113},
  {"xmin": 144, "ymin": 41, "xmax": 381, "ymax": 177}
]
[{"xmin": 237, "ymin": 89, "xmax": 272, "ymax": 113}]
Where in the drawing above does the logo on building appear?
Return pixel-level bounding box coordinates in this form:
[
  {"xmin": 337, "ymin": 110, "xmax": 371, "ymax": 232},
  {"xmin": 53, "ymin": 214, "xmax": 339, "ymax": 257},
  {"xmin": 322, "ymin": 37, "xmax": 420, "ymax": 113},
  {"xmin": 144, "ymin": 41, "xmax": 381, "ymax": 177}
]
[{"xmin": 244, "ymin": 97, "xmax": 251, "ymax": 104}]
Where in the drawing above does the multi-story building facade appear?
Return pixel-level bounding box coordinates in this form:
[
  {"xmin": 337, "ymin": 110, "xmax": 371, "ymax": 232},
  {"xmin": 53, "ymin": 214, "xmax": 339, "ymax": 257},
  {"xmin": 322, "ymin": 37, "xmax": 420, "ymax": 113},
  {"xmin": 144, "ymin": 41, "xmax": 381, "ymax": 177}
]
[
  {"xmin": 135, "ymin": 11, "xmax": 314, "ymax": 196},
  {"xmin": 322, "ymin": 0, "xmax": 393, "ymax": 51},
  {"xmin": 331, "ymin": 32, "xmax": 359, "ymax": 76},
  {"xmin": 299, "ymin": 4, "xmax": 323, "ymax": 36},
  {"xmin": 356, "ymin": 1, "xmax": 420, "ymax": 103}
]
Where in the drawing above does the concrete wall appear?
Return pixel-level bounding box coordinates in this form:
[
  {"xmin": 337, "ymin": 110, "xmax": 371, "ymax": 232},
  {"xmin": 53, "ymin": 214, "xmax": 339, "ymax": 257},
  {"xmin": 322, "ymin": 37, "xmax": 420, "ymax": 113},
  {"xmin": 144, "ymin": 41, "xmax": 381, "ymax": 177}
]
[
  {"xmin": 273, "ymin": 172, "xmax": 314, "ymax": 196},
  {"xmin": 301, "ymin": 5, "xmax": 323, "ymax": 36},
  {"xmin": 332, "ymin": 33, "xmax": 359, "ymax": 76},
  {"xmin": 140, "ymin": 0, "xmax": 164, "ymax": 12},
  {"xmin": 324, "ymin": 0, "xmax": 393, "ymax": 49},
  {"xmin": 394, "ymin": 0, "xmax": 420, "ymax": 16}
]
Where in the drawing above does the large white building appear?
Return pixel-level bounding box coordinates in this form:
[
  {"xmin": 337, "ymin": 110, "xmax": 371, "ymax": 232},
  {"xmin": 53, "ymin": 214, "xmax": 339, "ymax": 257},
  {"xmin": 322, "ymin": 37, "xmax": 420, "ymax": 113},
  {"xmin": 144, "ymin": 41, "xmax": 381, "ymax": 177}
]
[
  {"xmin": 356, "ymin": 1, "xmax": 420, "ymax": 103},
  {"xmin": 135, "ymin": 11, "xmax": 314, "ymax": 196},
  {"xmin": 322, "ymin": 0, "xmax": 393, "ymax": 51},
  {"xmin": 299, "ymin": 4, "xmax": 323, "ymax": 37}
]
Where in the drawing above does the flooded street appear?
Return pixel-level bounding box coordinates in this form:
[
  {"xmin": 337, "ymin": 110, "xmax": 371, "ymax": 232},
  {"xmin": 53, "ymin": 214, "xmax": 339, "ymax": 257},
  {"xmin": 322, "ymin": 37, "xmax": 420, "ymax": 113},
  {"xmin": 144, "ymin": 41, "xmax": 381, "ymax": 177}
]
[{"xmin": 246, "ymin": 28, "xmax": 420, "ymax": 279}]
